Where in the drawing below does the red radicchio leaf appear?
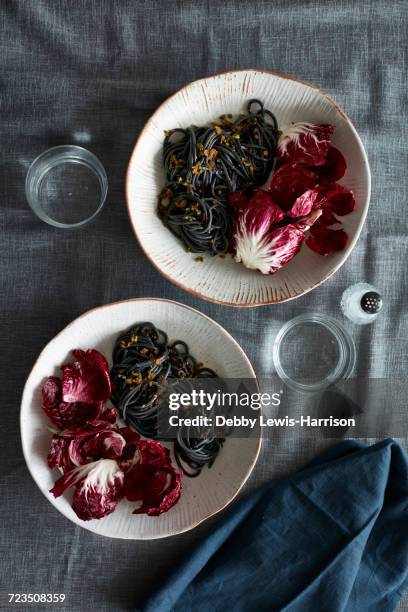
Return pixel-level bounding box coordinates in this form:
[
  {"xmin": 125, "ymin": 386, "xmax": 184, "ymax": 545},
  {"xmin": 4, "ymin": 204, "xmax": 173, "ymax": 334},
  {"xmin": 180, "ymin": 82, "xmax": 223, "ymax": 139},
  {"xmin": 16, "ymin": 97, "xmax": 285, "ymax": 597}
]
[
  {"xmin": 124, "ymin": 463, "xmax": 182, "ymax": 516},
  {"xmin": 227, "ymin": 191, "xmax": 250, "ymax": 214},
  {"xmin": 313, "ymin": 146, "xmax": 347, "ymax": 182},
  {"xmin": 48, "ymin": 434, "xmax": 71, "ymax": 471},
  {"xmin": 306, "ymin": 227, "xmax": 349, "ymax": 256},
  {"xmin": 72, "ymin": 478, "xmax": 123, "ymax": 521},
  {"xmin": 235, "ymin": 209, "xmax": 322, "ymax": 274},
  {"xmin": 42, "ymin": 376, "xmax": 61, "ymax": 406},
  {"xmin": 119, "ymin": 433, "xmax": 171, "ymax": 473},
  {"xmin": 228, "ymin": 189, "xmax": 284, "ymax": 253},
  {"xmin": 123, "ymin": 464, "xmax": 168, "ymax": 501},
  {"xmin": 313, "ymin": 208, "xmax": 340, "ymax": 228},
  {"xmin": 48, "ymin": 423, "xmax": 126, "ymax": 471},
  {"xmin": 62, "ymin": 349, "xmax": 111, "ymax": 404},
  {"xmin": 121, "ymin": 437, "xmax": 181, "ymax": 516},
  {"xmin": 50, "ymin": 458, "xmax": 124, "ymax": 521},
  {"xmin": 317, "ymin": 182, "xmax": 355, "ymax": 216},
  {"xmin": 117, "ymin": 427, "xmax": 142, "ymax": 471},
  {"xmin": 120, "ymin": 427, "xmax": 141, "ymax": 445},
  {"xmin": 42, "ymin": 376, "xmax": 116, "ymax": 429},
  {"xmin": 268, "ymin": 163, "xmax": 317, "ymax": 210},
  {"xmin": 119, "ymin": 426, "xmax": 141, "ymax": 453},
  {"xmin": 287, "ymin": 189, "xmax": 320, "ymax": 218},
  {"xmin": 138, "ymin": 439, "xmax": 171, "ymax": 466},
  {"xmin": 229, "ymin": 190, "xmax": 285, "ymax": 229},
  {"xmin": 278, "ymin": 123, "xmax": 335, "ymax": 166},
  {"xmin": 97, "ymin": 404, "xmax": 117, "ymax": 423},
  {"xmin": 71, "ymin": 426, "xmax": 125, "ymax": 467},
  {"xmin": 247, "ymin": 190, "xmax": 286, "ymax": 224}
]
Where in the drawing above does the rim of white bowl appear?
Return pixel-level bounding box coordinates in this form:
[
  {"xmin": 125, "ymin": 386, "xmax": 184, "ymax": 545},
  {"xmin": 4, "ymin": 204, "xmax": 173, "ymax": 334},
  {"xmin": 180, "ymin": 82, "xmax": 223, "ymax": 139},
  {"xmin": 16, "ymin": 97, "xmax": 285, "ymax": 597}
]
[
  {"xmin": 126, "ymin": 69, "xmax": 372, "ymax": 307},
  {"xmin": 20, "ymin": 297, "xmax": 261, "ymax": 539}
]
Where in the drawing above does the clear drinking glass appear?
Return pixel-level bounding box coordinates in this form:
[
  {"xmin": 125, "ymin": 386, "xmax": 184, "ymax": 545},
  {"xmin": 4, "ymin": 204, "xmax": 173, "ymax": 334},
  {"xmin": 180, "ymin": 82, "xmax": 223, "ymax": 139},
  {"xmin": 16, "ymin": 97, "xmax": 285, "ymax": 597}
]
[
  {"xmin": 273, "ymin": 313, "xmax": 356, "ymax": 392},
  {"xmin": 25, "ymin": 145, "xmax": 108, "ymax": 228}
]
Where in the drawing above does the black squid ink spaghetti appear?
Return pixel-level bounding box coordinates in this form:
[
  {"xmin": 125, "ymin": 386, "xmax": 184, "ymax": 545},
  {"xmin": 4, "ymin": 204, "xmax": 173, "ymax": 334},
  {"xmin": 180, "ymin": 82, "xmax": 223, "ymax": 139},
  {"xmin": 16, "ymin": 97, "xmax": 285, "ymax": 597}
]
[
  {"xmin": 110, "ymin": 322, "xmax": 223, "ymax": 476},
  {"xmin": 158, "ymin": 99, "xmax": 279, "ymax": 255}
]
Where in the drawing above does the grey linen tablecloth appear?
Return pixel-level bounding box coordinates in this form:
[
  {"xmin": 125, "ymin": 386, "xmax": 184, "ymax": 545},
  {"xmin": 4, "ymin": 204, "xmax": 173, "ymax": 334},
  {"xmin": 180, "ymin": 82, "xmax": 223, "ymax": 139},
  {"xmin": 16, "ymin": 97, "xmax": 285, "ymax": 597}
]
[{"xmin": 1, "ymin": 1, "xmax": 407, "ymax": 610}]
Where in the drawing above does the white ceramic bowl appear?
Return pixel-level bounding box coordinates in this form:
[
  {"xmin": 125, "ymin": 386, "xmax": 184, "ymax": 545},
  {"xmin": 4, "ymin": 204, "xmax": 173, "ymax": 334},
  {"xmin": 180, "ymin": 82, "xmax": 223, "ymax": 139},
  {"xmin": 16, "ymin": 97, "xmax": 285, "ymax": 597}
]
[
  {"xmin": 20, "ymin": 299, "xmax": 260, "ymax": 539},
  {"xmin": 127, "ymin": 70, "xmax": 371, "ymax": 306}
]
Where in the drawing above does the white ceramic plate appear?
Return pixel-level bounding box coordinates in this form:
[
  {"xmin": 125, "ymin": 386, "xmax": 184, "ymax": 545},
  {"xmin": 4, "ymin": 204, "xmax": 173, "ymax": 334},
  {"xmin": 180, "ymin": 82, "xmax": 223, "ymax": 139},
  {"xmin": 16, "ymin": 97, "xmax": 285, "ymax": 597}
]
[
  {"xmin": 20, "ymin": 299, "xmax": 260, "ymax": 539},
  {"xmin": 127, "ymin": 69, "xmax": 371, "ymax": 306}
]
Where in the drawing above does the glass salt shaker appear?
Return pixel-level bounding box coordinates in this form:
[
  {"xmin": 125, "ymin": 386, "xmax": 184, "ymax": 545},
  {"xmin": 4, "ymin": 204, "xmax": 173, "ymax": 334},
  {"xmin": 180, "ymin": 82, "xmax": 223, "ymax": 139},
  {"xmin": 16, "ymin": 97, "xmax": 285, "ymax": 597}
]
[{"xmin": 341, "ymin": 283, "xmax": 383, "ymax": 325}]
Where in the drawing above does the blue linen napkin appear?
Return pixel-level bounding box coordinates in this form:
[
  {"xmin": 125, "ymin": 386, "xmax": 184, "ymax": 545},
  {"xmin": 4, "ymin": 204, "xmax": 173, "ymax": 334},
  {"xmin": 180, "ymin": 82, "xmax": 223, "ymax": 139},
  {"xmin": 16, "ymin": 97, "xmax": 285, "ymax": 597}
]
[{"xmin": 141, "ymin": 439, "xmax": 408, "ymax": 612}]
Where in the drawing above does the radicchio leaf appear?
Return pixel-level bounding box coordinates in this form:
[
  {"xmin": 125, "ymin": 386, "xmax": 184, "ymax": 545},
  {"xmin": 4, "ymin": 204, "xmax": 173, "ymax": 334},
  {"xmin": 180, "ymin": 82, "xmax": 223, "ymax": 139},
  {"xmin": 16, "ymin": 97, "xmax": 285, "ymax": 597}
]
[
  {"xmin": 313, "ymin": 146, "xmax": 347, "ymax": 182},
  {"xmin": 119, "ymin": 434, "xmax": 172, "ymax": 472},
  {"xmin": 313, "ymin": 208, "xmax": 340, "ymax": 227},
  {"xmin": 50, "ymin": 459, "xmax": 124, "ymax": 521},
  {"xmin": 62, "ymin": 349, "xmax": 111, "ymax": 404},
  {"xmin": 42, "ymin": 376, "xmax": 116, "ymax": 429},
  {"xmin": 124, "ymin": 463, "xmax": 181, "ymax": 516},
  {"xmin": 234, "ymin": 209, "xmax": 322, "ymax": 274},
  {"xmin": 117, "ymin": 427, "xmax": 142, "ymax": 471},
  {"xmin": 268, "ymin": 163, "xmax": 317, "ymax": 210},
  {"xmin": 48, "ymin": 423, "xmax": 126, "ymax": 471},
  {"xmin": 318, "ymin": 182, "xmax": 355, "ymax": 215},
  {"xmin": 138, "ymin": 439, "xmax": 171, "ymax": 465},
  {"xmin": 248, "ymin": 190, "xmax": 285, "ymax": 223},
  {"xmin": 277, "ymin": 123, "xmax": 334, "ymax": 166},
  {"xmin": 48, "ymin": 434, "xmax": 71, "ymax": 471},
  {"xmin": 121, "ymin": 436, "xmax": 181, "ymax": 516},
  {"xmin": 287, "ymin": 189, "xmax": 320, "ymax": 218},
  {"xmin": 228, "ymin": 191, "xmax": 250, "ymax": 214},
  {"xmin": 306, "ymin": 226, "xmax": 349, "ymax": 256},
  {"xmin": 239, "ymin": 190, "xmax": 284, "ymax": 231},
  {"xmin": 228, "ymin": 190, "xmax": 284, "ymax": 253}
]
